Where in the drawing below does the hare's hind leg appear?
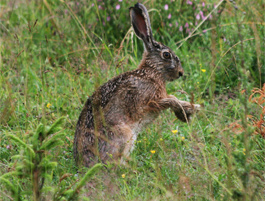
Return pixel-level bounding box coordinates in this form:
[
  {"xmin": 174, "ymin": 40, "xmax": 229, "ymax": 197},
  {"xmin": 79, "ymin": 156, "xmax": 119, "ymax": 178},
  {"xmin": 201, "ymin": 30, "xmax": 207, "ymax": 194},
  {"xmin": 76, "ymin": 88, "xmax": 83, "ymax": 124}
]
[{"xmin": 110, "ymin": 124, "xmax": 136, "ymax": 165}]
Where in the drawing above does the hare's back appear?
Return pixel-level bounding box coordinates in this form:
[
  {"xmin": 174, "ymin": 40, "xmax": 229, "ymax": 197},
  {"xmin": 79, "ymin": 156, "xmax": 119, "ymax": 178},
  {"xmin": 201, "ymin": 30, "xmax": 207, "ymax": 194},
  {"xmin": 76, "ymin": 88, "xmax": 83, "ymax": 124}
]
[{"xmin": 101, "ymin": 69, "xmax": 166, "ymax": 125}]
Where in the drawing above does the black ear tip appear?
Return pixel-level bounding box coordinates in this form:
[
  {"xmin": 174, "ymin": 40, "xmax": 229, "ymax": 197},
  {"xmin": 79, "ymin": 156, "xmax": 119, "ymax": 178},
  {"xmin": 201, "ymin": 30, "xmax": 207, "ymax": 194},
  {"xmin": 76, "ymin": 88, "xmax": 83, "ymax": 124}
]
[
  {"xmin": 135, "ymin": 3, "xmax": 141, "ymax": 7},
  {"xmin": 130, "ymin": 3, "xmax": 144, "ymax": 15},
  {"xmin": 129, "ymin": 3, "xmax": 140, "ymax": 12},
  {"xmin": 134, "ymin": 3, "xmax": 145, "ymax": 9}
]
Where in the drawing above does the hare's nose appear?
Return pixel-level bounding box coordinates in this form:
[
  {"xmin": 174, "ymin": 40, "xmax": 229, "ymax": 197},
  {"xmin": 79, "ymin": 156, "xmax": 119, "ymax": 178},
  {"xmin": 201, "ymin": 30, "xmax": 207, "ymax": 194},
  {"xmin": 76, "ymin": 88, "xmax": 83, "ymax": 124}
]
[
  {"xmin": 179, "ymin": 71, "xmax": 183, "ymax": 77},
  {"xmin": 178, "ymin": 67, "xmax": 184, "ymax": 77}
]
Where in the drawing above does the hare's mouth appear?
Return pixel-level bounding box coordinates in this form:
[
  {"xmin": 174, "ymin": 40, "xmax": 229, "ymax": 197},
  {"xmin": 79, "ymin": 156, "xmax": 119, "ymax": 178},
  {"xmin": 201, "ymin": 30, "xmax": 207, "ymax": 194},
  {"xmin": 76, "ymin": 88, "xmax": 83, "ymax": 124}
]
[
  {"xmin": 169, "ymin": 76, "xmax": 179, "ymax": 81},
  {"xmin": 172, "ymin": 73, "xmax": 183, "ymax": 81}
]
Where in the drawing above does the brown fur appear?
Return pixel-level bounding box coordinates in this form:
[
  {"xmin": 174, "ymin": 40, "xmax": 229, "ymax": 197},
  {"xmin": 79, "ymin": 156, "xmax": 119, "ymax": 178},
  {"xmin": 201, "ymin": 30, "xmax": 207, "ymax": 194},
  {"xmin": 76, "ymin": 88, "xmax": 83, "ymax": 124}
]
[{"xmin": 73, "ymin": 3, "xmax": 200, "ymax": 167}]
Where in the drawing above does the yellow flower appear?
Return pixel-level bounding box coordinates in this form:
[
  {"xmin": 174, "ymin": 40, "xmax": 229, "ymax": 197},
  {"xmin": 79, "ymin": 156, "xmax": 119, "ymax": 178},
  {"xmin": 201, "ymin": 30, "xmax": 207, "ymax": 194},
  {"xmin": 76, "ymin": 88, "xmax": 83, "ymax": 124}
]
[
  {"xmin": 243, "ymin": 148, "xmax": 246, "ymax": 152},
  {"xmin": 172, "ymin": 130, "xmax": 178, "ymax": 134},
  {"xmin": 150, "ymin": 150, "xmax": 156, "ymax": 154},
  {"xmin": 201, "ymin": 69, "xmax": 206, "ymax": 73},
  {"xmin": 122, "ymin": 174, "xmax": 125, "ymax": 178},
  {"xmin": 159, "ymin": 138, "xmax": 163, "ymax": 141},
  {"xmin": 181, "ymin": 136, "xmax": 185, "ymax": 140},
  {"xmin": 46, "ymin": 103, "xmax": 52, "ymax": 108}
]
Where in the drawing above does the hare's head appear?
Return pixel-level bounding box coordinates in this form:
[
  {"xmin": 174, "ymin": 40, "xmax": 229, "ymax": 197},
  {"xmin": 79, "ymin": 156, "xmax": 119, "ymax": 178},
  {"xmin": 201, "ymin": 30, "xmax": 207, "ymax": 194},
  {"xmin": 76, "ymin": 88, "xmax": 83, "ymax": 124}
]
[{"xmin": 130, "ymin": 3, "xmax": 183, "ymax": 81}]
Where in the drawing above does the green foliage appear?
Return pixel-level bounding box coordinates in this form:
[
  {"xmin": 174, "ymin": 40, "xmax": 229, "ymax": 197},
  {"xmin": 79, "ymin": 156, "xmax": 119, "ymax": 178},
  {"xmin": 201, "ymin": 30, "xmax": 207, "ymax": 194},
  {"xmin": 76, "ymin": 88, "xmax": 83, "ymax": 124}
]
[
  {"xmin": 0, "ymin": 0, "xmax": 264, "ymax": 200},
  {"xmin": 66, "ymin": 163, "xmax": 103, "ymax": 200},
  {"xmin": 1, "ymin": 116, "xmax": 103, "ymax": 200},
  {"xmin": 1, "ymin": 117, "xmax": 66, "ymax": 200}
]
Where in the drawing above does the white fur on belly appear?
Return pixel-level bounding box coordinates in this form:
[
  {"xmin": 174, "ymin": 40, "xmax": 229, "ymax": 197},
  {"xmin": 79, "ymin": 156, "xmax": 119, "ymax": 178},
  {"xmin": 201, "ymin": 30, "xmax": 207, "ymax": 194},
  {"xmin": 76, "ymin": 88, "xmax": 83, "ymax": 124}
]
[{"xmin": 129, "ymin": 115, "xmax": 156, "ymax": 153}]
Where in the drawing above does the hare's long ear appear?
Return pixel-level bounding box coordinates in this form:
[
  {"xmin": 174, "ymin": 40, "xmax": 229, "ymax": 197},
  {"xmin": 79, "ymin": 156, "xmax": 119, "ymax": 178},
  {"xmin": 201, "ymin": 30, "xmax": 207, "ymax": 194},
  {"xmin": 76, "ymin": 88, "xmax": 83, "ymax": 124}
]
[{"xmin": 129, "ymin": 3, "xmax": 154, "ymax": 51}]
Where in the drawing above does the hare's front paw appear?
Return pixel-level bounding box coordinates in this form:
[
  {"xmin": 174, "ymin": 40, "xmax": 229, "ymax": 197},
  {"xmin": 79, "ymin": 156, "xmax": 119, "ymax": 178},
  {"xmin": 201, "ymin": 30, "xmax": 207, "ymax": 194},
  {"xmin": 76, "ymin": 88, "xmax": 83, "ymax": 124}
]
[
  {"xmin": 194, "ymin": 104, "xmax": 201, "ymax": 111},
  {"xmin": 174, "ymin": 103, "xmax": 200, "ymax": 122}
]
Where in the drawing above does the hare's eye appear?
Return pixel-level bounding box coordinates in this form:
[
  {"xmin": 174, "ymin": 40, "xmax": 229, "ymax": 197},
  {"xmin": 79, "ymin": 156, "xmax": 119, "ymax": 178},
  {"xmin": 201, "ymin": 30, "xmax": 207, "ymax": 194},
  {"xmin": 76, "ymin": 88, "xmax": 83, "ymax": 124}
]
[{"xmin": 163, "ymin": 52, "xmax": 171, "ymax": 59}]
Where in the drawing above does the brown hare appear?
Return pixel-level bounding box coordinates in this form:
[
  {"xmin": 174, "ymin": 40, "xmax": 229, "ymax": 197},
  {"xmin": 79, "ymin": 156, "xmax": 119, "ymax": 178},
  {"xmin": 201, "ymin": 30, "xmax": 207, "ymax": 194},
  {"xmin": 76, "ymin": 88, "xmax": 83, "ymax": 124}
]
[{"xmin": 73, "ymin": 3, "xmax": 200, "ymax": 167}]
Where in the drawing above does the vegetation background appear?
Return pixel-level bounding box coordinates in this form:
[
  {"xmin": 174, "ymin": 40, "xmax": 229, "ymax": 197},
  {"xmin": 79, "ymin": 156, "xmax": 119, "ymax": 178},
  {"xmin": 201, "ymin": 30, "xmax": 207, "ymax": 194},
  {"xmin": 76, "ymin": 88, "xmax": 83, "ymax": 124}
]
[{"xmin": 0, "ymin": 0, "xmax": 264, "ymax": 200}]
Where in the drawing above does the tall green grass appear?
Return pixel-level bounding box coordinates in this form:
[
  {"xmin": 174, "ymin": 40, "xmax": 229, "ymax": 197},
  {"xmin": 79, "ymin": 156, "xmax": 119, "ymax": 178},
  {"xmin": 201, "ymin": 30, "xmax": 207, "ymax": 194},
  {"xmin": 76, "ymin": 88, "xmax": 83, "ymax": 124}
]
[{"xmin": 0, "ymin": 0, "xmax": 264, "ymax": 200}]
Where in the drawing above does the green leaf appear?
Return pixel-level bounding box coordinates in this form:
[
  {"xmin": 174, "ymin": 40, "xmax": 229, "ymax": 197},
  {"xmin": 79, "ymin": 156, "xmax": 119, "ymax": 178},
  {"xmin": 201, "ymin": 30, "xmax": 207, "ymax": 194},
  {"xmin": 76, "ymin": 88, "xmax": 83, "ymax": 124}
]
[
  {"xmin": 45, "ymin": 116, "xmax": 66, "ymax": 135},
  {"xmin": 11, "ymin": 154, "xmax": 23, "ymax": 160},
  {"xmin": 39, "ymin": 160, "xmax": 58, "ymax": 172},
  {"xmin": 1, "ymin": 171, "xmax": 18, "ymax": 178},
  {"xmin": 33, "ymin": 123, "xmax": 44, "ymax": 149},
  {"xmin": 0, "ymin": 177, "xmax": 18, "ymax": 196},
  {"xmin": 23, "ymin": 158, "xmax": 34, "ymax": 169},
  {"xmin": 35, "ymin": 123, "xmax": 44, "ymax": 135},
  {"xmin": 40, "ymin": 139, "xmax": 64, "ymax": 151},
  {"xmin": 40, "ymin": 131, "xmax": 65, "ymax": 150},
  {"xmin": 63, "ymin": 189, "xmax": 74, "ymax": 196},
  {"xmin": 69, "ymin": 163, "xmax": 103, "ymax": 199},
  {"xmin": 8, "ymin": 134, "xmax": 35, "ymax": 158},
  {"xmin": 16, "ymin": 165, "xmax": 25, "ymax": 176}
]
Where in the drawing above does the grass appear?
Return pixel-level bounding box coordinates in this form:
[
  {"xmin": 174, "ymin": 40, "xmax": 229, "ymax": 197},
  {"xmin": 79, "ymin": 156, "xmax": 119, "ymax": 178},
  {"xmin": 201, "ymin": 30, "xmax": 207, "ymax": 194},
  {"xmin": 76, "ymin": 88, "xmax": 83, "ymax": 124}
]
[{"xmin": 0, "ymin": 0, "xmax": 264, "ymax": 200}]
